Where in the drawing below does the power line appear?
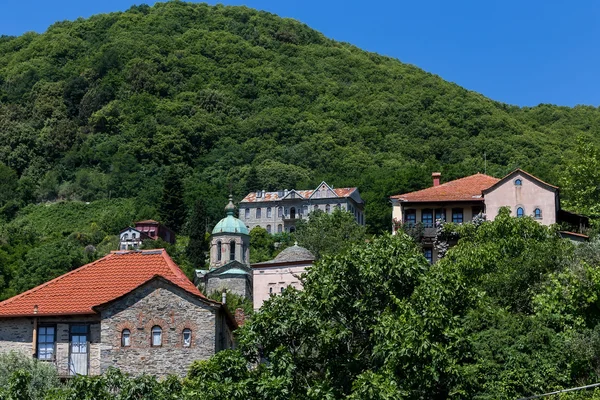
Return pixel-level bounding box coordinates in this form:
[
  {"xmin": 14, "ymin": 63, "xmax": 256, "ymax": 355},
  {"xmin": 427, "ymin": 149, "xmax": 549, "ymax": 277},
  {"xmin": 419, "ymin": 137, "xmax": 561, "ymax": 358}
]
[{"xmin": 518, "ymin": 382, "xmax": 600, "ymax": 400}]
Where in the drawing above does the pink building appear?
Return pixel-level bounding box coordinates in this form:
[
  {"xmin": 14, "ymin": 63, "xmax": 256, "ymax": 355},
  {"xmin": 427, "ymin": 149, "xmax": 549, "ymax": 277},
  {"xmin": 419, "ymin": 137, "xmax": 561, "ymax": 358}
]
[
  {"xmin": 251, "ymin": 244, "xmax": 315, "ymax": 310},
  {"xmin": 390, "ymin": 169, "xmax": 589, "ymax": 263}
]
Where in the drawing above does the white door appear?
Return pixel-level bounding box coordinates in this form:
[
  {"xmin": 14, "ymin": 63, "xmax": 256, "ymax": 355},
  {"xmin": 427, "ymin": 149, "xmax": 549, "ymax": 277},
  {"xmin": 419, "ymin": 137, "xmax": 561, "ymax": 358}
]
[{"xmin": 69, "ymin": 325, "xmax": 88, "ymax": 376}]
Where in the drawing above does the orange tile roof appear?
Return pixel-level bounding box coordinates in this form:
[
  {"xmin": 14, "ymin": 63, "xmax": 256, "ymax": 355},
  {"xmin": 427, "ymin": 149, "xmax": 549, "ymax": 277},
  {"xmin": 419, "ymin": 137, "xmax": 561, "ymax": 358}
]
[
  {"xmin": 0, "ymin": 250, "xmax": 209, "ymax": 318},
  {"xmin": 242, "ymin": 187, "xmax": 357, "ymax": 203},
  {"xmin": 390, "ymin": 173, "xmax": 500, "ymax": 203}
]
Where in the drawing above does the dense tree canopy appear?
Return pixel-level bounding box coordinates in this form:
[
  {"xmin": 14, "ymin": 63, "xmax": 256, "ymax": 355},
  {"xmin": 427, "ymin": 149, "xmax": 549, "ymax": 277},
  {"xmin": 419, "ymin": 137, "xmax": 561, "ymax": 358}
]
[{"xmin": 0, "ymin": 1, "xmax": 599, "ymax": 234}]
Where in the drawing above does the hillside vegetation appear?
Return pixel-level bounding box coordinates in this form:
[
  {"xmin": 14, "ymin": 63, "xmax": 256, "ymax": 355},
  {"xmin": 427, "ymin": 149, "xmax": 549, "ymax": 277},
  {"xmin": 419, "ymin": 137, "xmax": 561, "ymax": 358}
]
[{"xmin": 1, "ymin": 2, "xmax": 600, "ymax": 297}]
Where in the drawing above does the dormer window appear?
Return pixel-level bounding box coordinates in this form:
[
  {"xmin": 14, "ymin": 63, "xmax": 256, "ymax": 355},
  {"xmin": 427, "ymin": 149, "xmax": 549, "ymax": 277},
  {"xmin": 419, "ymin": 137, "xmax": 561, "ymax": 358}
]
[{"xmin": 515, "ymin": 179, "xmax": 522, "ymax": 186}]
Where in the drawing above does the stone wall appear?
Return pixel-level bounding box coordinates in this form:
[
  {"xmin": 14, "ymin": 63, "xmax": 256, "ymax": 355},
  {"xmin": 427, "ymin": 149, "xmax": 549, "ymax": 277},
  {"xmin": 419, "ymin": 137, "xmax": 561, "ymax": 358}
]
[
  {"xmin": 99, "ymin": 279, "xmax": 224, "ymax": 377},
  {"xmin": 0, "ymin": 315, "xmax": 101, "ymax": 376},
  {"xmin": 0, "ymin": 318, "xmax": 33, "ymax": 356},
  {"xmin": 206, "ymin": 275, "xmax": 252, "ymax": 299}
]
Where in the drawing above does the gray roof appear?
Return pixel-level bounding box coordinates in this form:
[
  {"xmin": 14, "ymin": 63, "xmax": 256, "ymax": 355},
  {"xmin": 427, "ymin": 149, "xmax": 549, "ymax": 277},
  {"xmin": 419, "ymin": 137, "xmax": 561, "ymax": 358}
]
[{"xmin": 254, "ymin": 244, "xmax": 315, "ymax": 265}]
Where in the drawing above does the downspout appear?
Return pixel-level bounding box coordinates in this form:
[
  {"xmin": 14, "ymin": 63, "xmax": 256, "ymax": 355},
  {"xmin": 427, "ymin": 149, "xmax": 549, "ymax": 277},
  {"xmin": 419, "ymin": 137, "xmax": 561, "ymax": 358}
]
[{"xmin": 31, "ymin": 305, "xmax": 38, "ymax": 357}]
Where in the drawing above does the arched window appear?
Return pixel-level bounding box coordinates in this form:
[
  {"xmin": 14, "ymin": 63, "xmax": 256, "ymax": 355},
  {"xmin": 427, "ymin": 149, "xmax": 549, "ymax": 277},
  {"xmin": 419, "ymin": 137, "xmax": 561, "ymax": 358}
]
[
  {"xmin": 217, "ymin": 241, "xmax": 222, "ymax": 261},
  {"xmin": 182, "ymin": 329, "xmax": 192, "ymax": 347},
  {"xmin": 278, "ymin": 207, "xmax": 283, "ymax": 217},
  {"xmin": 123, "ymin": 233, "xmax": 129, "ymax": 240},
  {"xmin": 245, "ymin": 208, "xmax": 250, "ymax": 219},
  {"xmin": 515, "ymin": 179, "xmax": 522, "ymax": 186},
  {"xmin": 290, "ymin": 207, "xmax": 296, "ymax": 219},
  {"xmin": 151, "ymin": 326, "xmax": 162, "ymax": 347},
  {"xmin": 280, "ymin": 287, "xmax": 284, "ymax": 293},
  {"xmin": 132, "ymin": 233, "xmax": 136, "ymax": 239},
  {"xmin": 267, "ymin": 207, "xmax": 272, "ymax": 218},
  {"xmin": 256, "ymin": 208, "xmax": 261, "ymax": 219},
  {"xmin": 277, "ymin": 224, "xmax": 282, "ymax": 233},
  {"xmin": 517, "ymin": 207, "xmax": 524, "ymax": 218},
  {"xmin": 230, "ymin": 241, "xmax": 236, "ymax": 261},
  {"xmin": 326, "ymin": 204, "xmax": 331, "ymax": 213},
  {"xmin": 289, "ymin": 226, "xmax": 296, "ymax": 233},
  {"xmin": 269, "ymin": 287, "xmax": 273, "ymax": 294},
  {"xmin": 242, "ymin": 244, "xmax": 247, "ymax": 262},
  {"xmin": 121, "ymin": 329, "xmax": 131, "ymax": 347},
  {"xmin": 534, "ymin": 208, "xmax": 542, "ymax": 219},
  {"xmin": 266, "ymin": 225, "xmax": 272, "ymax": 234}
]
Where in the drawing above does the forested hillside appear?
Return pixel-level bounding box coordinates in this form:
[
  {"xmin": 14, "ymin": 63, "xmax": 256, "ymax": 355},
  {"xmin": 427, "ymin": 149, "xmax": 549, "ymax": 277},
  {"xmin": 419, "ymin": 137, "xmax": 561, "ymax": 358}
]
[{"xmin": 1, "ymin": 1, "xmax": 600, "ymax": 298}]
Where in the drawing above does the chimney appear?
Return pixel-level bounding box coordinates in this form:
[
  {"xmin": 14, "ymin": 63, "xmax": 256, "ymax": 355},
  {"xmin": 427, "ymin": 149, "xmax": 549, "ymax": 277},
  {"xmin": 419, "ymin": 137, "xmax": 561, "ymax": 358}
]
[
  {"xmin": 235, "ymin": 308, "xmax": 246, "ymax": 326},
  {"xmin": 432, "ymin": 172, "xmax": 441, "ymax": 187}
]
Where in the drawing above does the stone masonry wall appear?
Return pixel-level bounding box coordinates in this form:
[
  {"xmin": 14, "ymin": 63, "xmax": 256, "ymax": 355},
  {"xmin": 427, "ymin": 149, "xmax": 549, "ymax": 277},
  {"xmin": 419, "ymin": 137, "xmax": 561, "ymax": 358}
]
[
  {"xmin": 99, "ymin": 280, "xmax": 221, "ymax": 377},
  {"xmin": 0, "ymin": 315, "xmax": 101, "ymax": 376},
  {"xmin": 0, "ymin": 318, "xmax": 33, "ymax": 356},
  {"xmin": 206, "ymin": 276, "xmax": 252, "ymax": 299}
]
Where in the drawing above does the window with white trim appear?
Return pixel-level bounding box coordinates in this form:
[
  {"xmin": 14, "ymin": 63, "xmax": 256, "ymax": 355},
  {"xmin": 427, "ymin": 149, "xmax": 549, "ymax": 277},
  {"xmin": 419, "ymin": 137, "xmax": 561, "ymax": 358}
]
[
  {"xmin": 151, "ymin": 326, "xmax": 162, "ymax": 347},
  {"xmin": 182, "ymin": 329, "xmax": 192, "ymax": 347},
  {"xmin": 121, "ymin": 329, "xmax": 131, "ymax": 347}
]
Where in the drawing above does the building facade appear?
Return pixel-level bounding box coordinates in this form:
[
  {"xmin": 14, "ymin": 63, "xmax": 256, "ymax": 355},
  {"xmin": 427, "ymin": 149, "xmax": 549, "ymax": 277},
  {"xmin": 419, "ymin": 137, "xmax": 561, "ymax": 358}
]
[
  {"xmin": 240, "ymin": 182, "xmax": 365, "ymax": 233},
  {"xmin": 252, "ymin": 244, "xmax": 315, "ymax": 310},
  {"xmin": 391, "ymin": 169, "xmax": 588, "ymax": 263},
  {"xmin": 119, "ymin": 220, "xmax": 175, "ymax": 250},
  {"xmin": 195, "ymin": 196, "xmax": 253, "ymax": 300},
  {"xmin": 0, "ymin": 250, "xmax": 236, "ymax": 378}
]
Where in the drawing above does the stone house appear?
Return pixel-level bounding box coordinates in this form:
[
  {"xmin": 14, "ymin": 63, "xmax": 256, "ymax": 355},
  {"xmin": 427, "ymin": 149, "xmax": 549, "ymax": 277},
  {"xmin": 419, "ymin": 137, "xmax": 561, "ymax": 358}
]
[
  {"xmin": 119, "ymin": 220, "xmax": 175, "ymax": 250},
  {"xmin": 0, "ymin": 249, "xmax": 236, "ymax": 378},
  {"xmin": 390, "ymin": 169, "xmax": 589, "ymax": 263},
  {"xmin": 252, "ymin": 244, "xmax": 315, "ymax": 310},
  {"xmin": 195, "ymin": 196, "xmax": 253, "ymax": 300},
  {"xmin": 240, "ymin": 182, "xmax": 365, "ymax": 233}
]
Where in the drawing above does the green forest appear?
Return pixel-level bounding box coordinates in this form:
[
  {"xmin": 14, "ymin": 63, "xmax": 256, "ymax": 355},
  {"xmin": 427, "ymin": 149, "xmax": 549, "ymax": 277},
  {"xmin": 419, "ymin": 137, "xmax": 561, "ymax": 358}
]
[{"xmin": 2, "ymin": 0, "xmax": 600, "ymax": 316}]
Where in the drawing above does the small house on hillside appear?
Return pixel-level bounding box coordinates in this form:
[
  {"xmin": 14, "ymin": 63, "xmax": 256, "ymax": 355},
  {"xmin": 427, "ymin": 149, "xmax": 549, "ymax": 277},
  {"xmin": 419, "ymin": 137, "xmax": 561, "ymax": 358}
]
[
  {"xmin": 252, "ymin": 244, "xmax": 315, "ymax": 311},
  {"xmin": 119, "ymin": 220, "xmax": 175, "ymax": 250},
  {"xmin": 0, "ymin": 250, "xmax": 236, "ymax": 378}
]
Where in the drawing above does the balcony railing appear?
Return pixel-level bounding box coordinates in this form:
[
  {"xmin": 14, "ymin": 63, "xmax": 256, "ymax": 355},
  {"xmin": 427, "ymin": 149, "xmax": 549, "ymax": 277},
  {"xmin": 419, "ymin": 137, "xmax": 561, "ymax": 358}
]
[{"xmin": 282, "ymin": 214, "xmax": 305, "ymax": 222}]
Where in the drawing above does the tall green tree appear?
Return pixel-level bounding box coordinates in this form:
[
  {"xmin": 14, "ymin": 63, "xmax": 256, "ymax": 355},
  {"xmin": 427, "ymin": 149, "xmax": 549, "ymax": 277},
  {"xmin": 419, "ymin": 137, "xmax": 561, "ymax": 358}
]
[
  {"xmin": 157, "ymin": 167, "xmax": 186, "ymax": 232},
  {"xmin": 186, "ymin": 199, "xmax": 208, "ymax": 269}
]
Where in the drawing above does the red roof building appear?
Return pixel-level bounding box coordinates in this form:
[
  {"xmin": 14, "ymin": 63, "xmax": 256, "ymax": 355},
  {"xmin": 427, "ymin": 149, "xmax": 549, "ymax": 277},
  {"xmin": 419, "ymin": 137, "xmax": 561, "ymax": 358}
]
[
  {"xmin": 391, "ymin": 169, "xmax": 588, "ymax": 264},
  {"xmin": 0, "ymin": 250, "xmax": 236, "ymax": 378}
]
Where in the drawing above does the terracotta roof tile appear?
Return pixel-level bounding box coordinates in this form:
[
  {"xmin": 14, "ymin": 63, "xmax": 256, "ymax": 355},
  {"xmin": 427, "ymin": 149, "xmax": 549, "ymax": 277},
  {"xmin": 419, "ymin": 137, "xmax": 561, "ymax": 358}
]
[
  {"xmin": 0, "ymin": 250, "xmax": 206, "ymax": 317},
  {"xmin": 241, "ymin": 187, "xmax": 357, "ymax": 203},
  {"xmin": 390, "ymin": 173, "xmax": 500, "ymax": 202},
  {"xmin": 135, "ymin": 220, "xmax": 160, "ymax": 224}
]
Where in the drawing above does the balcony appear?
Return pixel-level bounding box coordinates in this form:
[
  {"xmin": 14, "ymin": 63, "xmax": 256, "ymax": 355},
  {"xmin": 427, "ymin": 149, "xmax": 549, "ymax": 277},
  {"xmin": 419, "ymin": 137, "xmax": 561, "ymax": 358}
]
[{"xmin": 282, "ymin": 214, "xmax": 305, "ymax": 222}]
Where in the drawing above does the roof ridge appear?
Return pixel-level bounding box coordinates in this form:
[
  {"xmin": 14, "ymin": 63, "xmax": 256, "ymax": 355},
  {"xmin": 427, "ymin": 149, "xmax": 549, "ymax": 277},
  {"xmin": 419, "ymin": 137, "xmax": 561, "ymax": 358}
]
[
  {"xmin": 159, "ymin": 249, "xmax": 208, "ymax": 299},
  {"xmin": 0, "ymin": 253, "xmax": 114, "ymax": 309}
]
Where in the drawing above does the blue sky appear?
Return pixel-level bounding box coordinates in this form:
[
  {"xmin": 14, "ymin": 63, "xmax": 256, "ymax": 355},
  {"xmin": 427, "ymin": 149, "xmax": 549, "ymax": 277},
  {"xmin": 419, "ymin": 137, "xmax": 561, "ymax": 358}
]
[{"xmin": 1, "ymin": 0, "xmax": 599, "ymax": 107}]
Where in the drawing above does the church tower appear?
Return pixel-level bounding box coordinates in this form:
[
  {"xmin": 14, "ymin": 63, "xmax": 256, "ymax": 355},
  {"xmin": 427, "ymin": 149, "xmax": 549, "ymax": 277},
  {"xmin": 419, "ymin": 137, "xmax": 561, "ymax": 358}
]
[
  {"xmin": 209, "ymin": 195, "xmax": 250, "ymax": 269},
  {"xmin": 196, "ymin": 196, "xmax": 252, "ymax": 300}
]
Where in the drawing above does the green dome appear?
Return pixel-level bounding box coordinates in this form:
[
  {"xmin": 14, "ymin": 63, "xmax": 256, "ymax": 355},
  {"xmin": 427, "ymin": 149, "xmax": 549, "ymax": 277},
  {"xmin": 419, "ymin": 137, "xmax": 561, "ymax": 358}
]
[{"xmin": 211, "ymin": 196, "xmax": 249, "ymax": 235}]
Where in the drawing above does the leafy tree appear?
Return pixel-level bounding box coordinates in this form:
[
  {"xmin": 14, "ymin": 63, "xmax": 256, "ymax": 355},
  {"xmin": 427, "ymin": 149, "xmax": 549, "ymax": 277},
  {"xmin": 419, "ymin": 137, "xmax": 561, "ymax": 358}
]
[
  {"xmin": 245, "ymin": 166, "xmax": 260, "ymax": 193},
  {"xmin": 561, "ymin": 136, "xmax": 600, "ymax": 220},
  {"xmin": 295, "ymin": 208, "xmax": 366, "ymax": 259},
  {"xmin": 158, "ymin": 167, "xmax": 186, "ymax": 232}
]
